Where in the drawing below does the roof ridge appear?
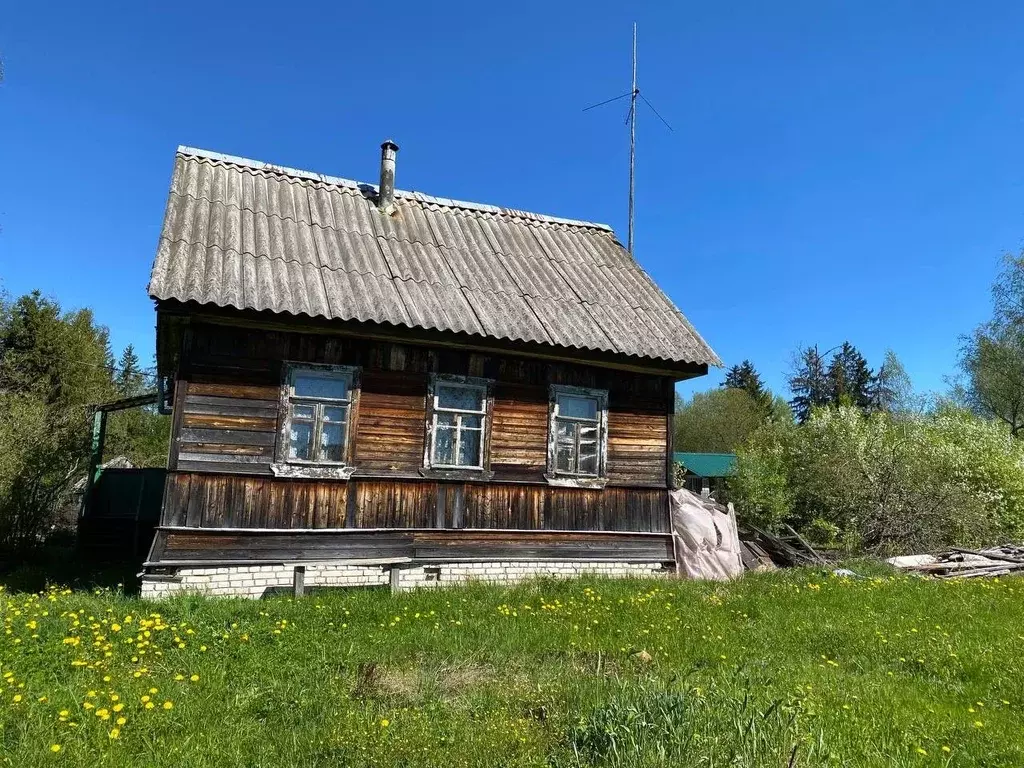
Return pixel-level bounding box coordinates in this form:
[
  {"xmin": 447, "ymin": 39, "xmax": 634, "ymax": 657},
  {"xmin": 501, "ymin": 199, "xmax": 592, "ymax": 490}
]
[{"xmin": 176, "ymin": 145, "xmax": 614, "ymax": 233}]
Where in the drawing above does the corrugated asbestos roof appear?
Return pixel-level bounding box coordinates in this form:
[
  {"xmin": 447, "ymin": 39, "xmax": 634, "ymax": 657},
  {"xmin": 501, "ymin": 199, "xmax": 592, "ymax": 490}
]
[{"xmin": 148, "ymin": 147, "xmax": 720, "ymax": 367}]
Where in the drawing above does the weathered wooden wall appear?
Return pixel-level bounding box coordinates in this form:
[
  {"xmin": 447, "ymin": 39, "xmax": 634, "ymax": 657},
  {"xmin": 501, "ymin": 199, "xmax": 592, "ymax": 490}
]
[
  {"xmin": 149, "ymin": 528, "xmax": 675, "ymax": 566},
  {"xmin": 161, "ymin": 320, "xmax": 675, "ymax": 545},
  {"xmin": 162, "ymin": 473, "xmax": 669, "ymax": 532}
]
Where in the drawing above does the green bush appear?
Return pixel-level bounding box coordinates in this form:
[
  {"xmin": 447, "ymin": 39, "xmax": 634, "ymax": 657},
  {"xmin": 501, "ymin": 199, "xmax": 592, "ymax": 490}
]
[{"xmin": 730, "ymin": 405, "xmax": 1024, "ymax": 553}]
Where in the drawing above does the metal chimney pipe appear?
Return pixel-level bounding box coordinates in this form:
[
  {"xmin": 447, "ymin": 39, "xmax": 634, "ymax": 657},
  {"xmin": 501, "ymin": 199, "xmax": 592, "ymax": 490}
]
[{"xmin": 378, "ymin": 140, "xmax": 399, "ymax": 212}]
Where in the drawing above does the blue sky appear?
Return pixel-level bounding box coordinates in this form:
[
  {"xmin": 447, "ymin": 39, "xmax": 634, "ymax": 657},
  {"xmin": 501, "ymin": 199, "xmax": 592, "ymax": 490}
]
[{"xmin": 1, "ymin": 1, "xmax": 1022, "ymax": 400}]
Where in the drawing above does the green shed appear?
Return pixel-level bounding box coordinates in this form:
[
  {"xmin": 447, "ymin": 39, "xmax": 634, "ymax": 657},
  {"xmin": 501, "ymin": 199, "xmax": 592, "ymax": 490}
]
[{"xmin": 673, "ymin": 452, "xmax": 736, "ymax": 499}]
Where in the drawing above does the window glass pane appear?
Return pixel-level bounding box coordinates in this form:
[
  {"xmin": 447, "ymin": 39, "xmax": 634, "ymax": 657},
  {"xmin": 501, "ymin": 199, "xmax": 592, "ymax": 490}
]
[
  {"xmin": 556, "ymin": 444, "xmax": 574, "ymax": 472},
  {"xmin": 288, "ymin": 422, "xmax": 313, "ymax": 461},
  {"xmin": 579, "ymin": 425, "xmax": 599, "ymax": 441},
  {"xmin": 292, "ymin": 403, "xmax": 315, "ymax": 420},
  {"xmin": 322, "ymin": 406, "xmax": 347, "ymax": 424},
  {"xmin": 436, "ymin": 412, "xmax": 456, "ymax": 428},
  {"xmin": 558, "ymin": 395, "xmax": 597, "ymax": 420},
  {"xmin": 320, "ymin": 423, "xmax": 346, "ymax": 462},
  {"xmin": 458, "ymin": 429, "xmax": 481, "ymax": 467},
  {"xmin": 294, "ymin": 373, "xmax": 348, "ymax": 400},
  {"xmin": 438, "ymin": 384, "xmax": 483, "ymax": 412},
  {"xmin": 434, "ymin": 426, "xmax": 456, "ymax": 465},
  {"xmin": 556, "ymin": 420, "xmax": 574, "ymax": 441},
  {"xmin": 462, "ymin": 414, "xmax": 482, "ymax": 429},
  {"xmin": 578, "ymin": 452, "xmax": 598, "ymax": 475}
]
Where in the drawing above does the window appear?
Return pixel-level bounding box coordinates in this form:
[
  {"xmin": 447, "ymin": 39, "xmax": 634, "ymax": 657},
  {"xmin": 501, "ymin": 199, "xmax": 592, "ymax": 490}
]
[
  {"xmin": 549, "ymin": 386, "xmax": 608, "ymax": 478},
  {"xmin": 282, "ymin": 365, "xmax": 357, "ymax": 465},
  {"xmin": 427, "ymin": 377, "xmax": 489, "ymax": 470}
]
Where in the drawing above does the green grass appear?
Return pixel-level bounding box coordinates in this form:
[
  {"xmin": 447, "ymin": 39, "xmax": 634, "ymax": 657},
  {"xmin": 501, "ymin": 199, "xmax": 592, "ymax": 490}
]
[{"xmin": 1, "ymin": 568, "xmax": 1022, "ymax": 767}]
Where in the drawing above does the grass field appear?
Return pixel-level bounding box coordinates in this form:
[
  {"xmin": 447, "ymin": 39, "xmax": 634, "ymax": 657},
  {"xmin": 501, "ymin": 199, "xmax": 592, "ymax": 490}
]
[{"xmin": 1, "ymin": 567, "xmax": 1022, "ymax": 767}]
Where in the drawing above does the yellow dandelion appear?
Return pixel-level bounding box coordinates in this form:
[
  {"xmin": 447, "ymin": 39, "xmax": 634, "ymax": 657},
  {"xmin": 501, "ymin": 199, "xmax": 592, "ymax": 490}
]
[
  {"xmin": 148, "ymin": 687, "xmax": 158, "ymax": 694},
  {"xmin": 50, "ymin": 745, "xmax": 61, "ymax": 753},
  {"xmin": 116, "ymin": 716, "xmax": 126, "ymax": 725},
  {"xmin": 12, "ymin": 694, "xmax": 22, "ymax": 703},
  {"xmin": 113, "ymin": 703, "xmax": 124, "ymax": 712},
  {"xmin": 916, "ymin": 748, "xmax": 927, "ymax": 756},
  {"xmin": 108, "ymin": 727, "xmax": 120, "ymax": 740},
  {"xmin": 380, "ymin": 718, "xmax": 390, "ymax": 727},
  {"xmin": 190, "ymin": 674, "xmax": 199, "ymax": 682},
  {"xmin": 144, "ymin": 701, "xmax": 154, "ymax": 710},
  {"xmin": 140, "ymin": 695, "xmax": 150, "ymax": 703},
  {"xmin": 942, "ymin": 746, "xmax": 951, "ymax": 753},
  {"xmin": 162, "ymin": 701, "xmax": 173, "ymax": 710},
  {"xmin": 59, "ymin": 710, "xmax": 69, "ymax": 717}
]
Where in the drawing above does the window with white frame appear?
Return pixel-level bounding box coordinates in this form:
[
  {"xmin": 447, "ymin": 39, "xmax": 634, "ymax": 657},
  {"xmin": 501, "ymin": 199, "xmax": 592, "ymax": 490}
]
[
  {"xmin": 549, "ymin": 386, "xmax": 608, "ymax": 477},
  {"xmin": 282, "ymin": 365, "xmax": 357, "ymax": 465},
  {"xmin": 427, "ymin": 377, "xmax": 489, "ymax": 469}
]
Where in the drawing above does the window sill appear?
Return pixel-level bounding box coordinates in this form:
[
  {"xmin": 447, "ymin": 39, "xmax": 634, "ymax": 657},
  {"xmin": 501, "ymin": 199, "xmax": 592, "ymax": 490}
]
[
  {"xmin": 271, "ymin": 463, "xmax": 356, "ymax": 480},
  {"xmin": 419, "ymin": 467, "xmax": 495, "ymax": 482},
  {"xmin": 544, "ymin": 474, "xmax": 608, "ymax": 490}
]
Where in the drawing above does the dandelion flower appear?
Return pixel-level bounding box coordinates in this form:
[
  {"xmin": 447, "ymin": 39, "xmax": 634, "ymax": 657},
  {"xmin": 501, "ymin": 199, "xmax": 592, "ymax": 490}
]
[
  {"xmin": 12, "ymin": 694, "xmax": 22, "ymax": 703},
  {"xmin": 916, "ymin": 748, "xmax": 927, "ymax": 756},
  {"xmin": 50, "ymin": 745, "xmax": 61, "ymax": 753},
  {"xmin": 380, "ymin": 719, "xmax": 390, "ymax": 727},
  {"xmin": 144, "ymin": 702, "xmax": 155, "ymax": 710},
  {"xmin": 162, "ymin": 701, "xmax": 173, "ymax": 710},
  {"xmin": 113, "ymin": 703, "xmax": 124, "ymax": 712},
  {"xmin": 942, "ymin": 746, "xmax": 951, "ymax": 753},
  {"xmin": 108, "ymin": 727, "xmax": 120, "ymax": 740},
  {"xmin": 190, "ymin": 674, "xmax": 199, "ymax": 682},
  {"xmin": 116, "ymin": 716, "xmax": 126, "ymax": 725},
  {"xmin": 140, "ymin": 695, "xmax": 150, "ymax": 703}
]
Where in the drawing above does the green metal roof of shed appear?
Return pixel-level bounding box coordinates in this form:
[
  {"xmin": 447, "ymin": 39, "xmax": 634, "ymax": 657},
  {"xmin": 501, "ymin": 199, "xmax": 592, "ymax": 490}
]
[{"xmin": 673, "ymin": 452, "xmax": 737, "ymax": 477}]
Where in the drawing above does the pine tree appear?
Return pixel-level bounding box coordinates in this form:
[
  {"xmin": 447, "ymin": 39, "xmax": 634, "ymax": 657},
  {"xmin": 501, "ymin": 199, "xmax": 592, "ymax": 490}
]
[
  {"xmin": 788, "ymin": 345, "xmax": 829, "ymax": 423},
  {"xmin": 723, "ymin": 359, "xmax": 770, "ymax": 409},
  {"xmin": 115, "ymin": 344, "xmax": 146, "ymax": 396},
  {"xmin": 828, "ymin": 342, "xmax": 873, "ymax": 411}
]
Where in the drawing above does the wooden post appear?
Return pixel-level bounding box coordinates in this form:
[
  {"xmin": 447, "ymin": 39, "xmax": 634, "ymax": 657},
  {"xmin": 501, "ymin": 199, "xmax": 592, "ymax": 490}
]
[
  {"xmin": 293, "ymin": 565, "xmax": 305, "ymax": 598},
  {"xmin": 79, "ymin": 409, "xmax": 107, "ymax": 519},
  {"xmin": 389, "ymin": 565, "xmax": 401, "ymax": 594}
]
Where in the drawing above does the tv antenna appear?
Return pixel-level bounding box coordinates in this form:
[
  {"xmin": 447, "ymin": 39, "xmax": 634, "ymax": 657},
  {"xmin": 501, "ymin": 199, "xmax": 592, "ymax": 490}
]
[{"xmin": 583, "ymin": 22, "xmax": 673, "ymax": 256}]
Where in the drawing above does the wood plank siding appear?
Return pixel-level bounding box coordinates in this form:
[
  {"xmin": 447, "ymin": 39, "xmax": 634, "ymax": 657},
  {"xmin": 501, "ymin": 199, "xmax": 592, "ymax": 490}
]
[
  {"xmin": 149, "ymin": 528, "xmax": 675, "ymax": 566},
  {"xmin": 155, "ymin": 320, "xmax": 677, "ymax": 561}
]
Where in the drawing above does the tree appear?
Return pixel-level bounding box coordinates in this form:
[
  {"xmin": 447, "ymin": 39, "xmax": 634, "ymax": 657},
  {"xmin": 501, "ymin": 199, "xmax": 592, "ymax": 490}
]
[
  {"xmin": 674, "ymin": 388, "xmax": 765, "ymax": 454},
  {"xmin": 116, "ymin": 344, "xmax": 146, "ymax": 396},
  {"xmin": 0, "ymin": 291, "xmax": 117, "ymax": 549},
  {"xmin": 959, "ymin": 252, "xmax": 1024, "ymax": 436},
  {"xmin": 788, "ymin": 345, "xmax": 829, "ymax": 423},
  {"xmin": 827, "ymin": 342, "xmax": 873, "ymax": 410},
  {"xmin": 723, "ymin": 360, "xmax": 770, "ymax": 408},
  {"xmin": 0, "ymin": 291, "xmax": 170, "ymax": 550},
  {"xmin": 872, "ymin": 350, "xmax": 913, "ymax": 413}
]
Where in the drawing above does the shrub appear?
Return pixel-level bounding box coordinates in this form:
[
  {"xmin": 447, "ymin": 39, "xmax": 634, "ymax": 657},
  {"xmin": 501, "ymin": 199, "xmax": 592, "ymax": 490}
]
[{"xmin": 730, "ymin": 405, "xmax": 1024, "ymax": 554}]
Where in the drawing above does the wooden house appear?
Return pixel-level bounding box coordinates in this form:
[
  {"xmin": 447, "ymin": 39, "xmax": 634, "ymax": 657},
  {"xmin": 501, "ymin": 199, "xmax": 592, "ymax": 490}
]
[{"xmin": 142, "ymin": 142, "xmax": 719, "ymax": 597}]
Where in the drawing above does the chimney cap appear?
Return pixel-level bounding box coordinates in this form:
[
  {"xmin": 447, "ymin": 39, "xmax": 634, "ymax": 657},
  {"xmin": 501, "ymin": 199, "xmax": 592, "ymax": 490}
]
[{"xmin": 381, "ymin": 139, "xmax": 399, "ymax": 152}]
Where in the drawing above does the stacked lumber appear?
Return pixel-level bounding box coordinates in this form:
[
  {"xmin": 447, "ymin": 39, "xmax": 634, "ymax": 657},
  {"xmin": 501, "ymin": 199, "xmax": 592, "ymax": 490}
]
[
  {"xmin": 739, "ymin": 523, "xmax": 827, "ymax": 569},
  {"xmin": 887, "ymin": 544, "xmax": 1024, "ymax": 579}
]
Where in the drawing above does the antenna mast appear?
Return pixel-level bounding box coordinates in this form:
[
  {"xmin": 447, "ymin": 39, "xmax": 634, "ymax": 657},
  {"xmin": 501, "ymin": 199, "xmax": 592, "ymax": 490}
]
[
  {"xmin": 582, "ymin": 22, "xmax": 672, "ymax": 257},
  {"xmin": 628, "ymin": 22, "xmax": 637, "ymax": 255}
]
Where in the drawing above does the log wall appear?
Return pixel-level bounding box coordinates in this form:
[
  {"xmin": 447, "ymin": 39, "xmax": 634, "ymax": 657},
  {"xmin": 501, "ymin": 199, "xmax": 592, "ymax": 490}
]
[{"xmin": 160, "ymin": 320, "xmax": 676, "ymax": 551}]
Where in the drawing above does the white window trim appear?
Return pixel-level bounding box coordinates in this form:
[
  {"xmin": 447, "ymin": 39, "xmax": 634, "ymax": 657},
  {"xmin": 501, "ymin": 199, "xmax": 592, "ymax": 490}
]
[
  {"xmin": 423, "ymin": 374, "xmax": 492, "ymax": 472},
  {"xmin": 273, "ymin": 363, "xmax": 359, "ymax": 478},
  {"xmin": 546, "ymin": 384, "xmax": 609, "ymax": 485}
]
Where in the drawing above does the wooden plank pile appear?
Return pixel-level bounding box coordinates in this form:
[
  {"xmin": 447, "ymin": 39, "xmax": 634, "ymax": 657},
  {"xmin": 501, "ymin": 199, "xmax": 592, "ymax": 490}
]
[
  {"xmin": 739, "ymin": 523, "xmax": 827, "ymax": 569},
  {"xmin": 887, "ymin": 544, "xmax": 1024, "ymax": 579}
]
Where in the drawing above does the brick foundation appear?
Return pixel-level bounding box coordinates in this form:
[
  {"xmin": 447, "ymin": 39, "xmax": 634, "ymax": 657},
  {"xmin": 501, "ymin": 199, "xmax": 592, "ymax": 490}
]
[{"xmin": 140, "ymin": 560, "xmax": 671, "ymax": 599}]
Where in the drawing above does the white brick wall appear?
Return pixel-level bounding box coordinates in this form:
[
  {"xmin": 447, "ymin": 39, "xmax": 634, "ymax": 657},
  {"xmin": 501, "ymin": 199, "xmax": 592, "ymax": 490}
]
[{"xmin": 140, "ymin": 560, "xmax": 669, "ymax": 599}]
